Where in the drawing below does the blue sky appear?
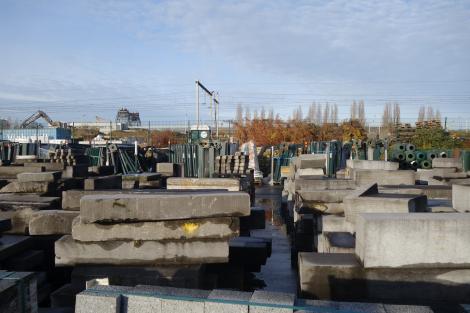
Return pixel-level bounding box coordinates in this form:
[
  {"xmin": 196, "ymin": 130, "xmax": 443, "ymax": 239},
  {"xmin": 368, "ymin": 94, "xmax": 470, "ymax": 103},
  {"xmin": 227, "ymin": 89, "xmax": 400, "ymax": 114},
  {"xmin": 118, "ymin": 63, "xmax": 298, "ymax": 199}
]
[{"xmin": 1, "ymin": 0, "xmax": 470, "ymax": 124}]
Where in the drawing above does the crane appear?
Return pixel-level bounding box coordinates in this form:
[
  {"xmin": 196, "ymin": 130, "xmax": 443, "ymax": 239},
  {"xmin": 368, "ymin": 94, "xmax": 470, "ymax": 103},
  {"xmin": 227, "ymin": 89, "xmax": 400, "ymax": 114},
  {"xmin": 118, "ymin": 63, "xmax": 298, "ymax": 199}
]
[{"xmin": 20, "ymin": 110, "xmax": 66, "ymax": 128}]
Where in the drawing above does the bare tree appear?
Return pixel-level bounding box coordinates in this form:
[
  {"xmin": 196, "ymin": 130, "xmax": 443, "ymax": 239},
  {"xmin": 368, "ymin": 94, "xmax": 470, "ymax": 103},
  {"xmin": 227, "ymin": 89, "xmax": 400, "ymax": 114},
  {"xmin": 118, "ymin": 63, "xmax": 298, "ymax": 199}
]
[
  {"xmin": 435, "ymin": 109, "xmax": 441, "ymax": 122},
  {"xmin": 235, "ymin": 104, "xmax": 244, "ymax": 125},
  {"xmin": 351, "ymin": 100, "xmax": 357, "ymax": 120},
  {"xmin": 418, "ymin": 106, "xmax": 426, "ymax": 123},
  {"xmin": 426, "ymin": 106, "xmax": 434, "ymax": 121},
  {"xmin": 358, "ymin": 100, "xmax": 365, "ymax": 125},
  {"xmin": 292, "ymin": 105, "xmax": 303, "ymax": 121},
  {"xmin": 260, "ymin": 107, "xmax": 266, "ymax": 120},
  {"xmin": 382, "ymin": 103, "xmax": 391, "ymax": 128},
  {"xmin": 308, "ymin": 102, "xmax": 317, "ymax": 123},
  {"xmin": 268, "ymin": 108, "xmax": 274, "ymax": 120},
  {"xmin": 316, "ymin": 104, "xmax": 323, "ymax": 125},
  {"xmin": 393, "ymin": 102, "xmax": 400, "ymax": 125},
  {"xmin": 330, "ymin": 103, "xmax": 338, "ymax": 124},
  {"xmin": 244, "ymin": 107, "xmax": 251, "ymax": 121},
  {"xmin": 323, "ymin": 102, "xmax": 330, "ymax": 124}
]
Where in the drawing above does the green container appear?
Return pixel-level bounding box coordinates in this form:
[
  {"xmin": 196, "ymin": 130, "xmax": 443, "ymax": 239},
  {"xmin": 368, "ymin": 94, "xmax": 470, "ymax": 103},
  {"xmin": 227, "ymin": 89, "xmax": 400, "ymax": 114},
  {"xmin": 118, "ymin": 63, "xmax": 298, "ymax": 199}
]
[
  {"xmin": 439, "ymin": 151, "xmax": 448, "ymax": 158},
  {"xmin": 420, "ymin": 160, "xmax": 432, "ymax": 169},
  {"xmin": 405, "ymin": 151, "xmax": 416, "ymax": 162},
  {"xmin": 427, "ymin": 151, "xmax": 438, "ymax": 161},
  {"xmin": 393, "ymin": 151, "xmax": 405, "ymax": 161},
  {"xmin": 393, "ymin": 143, "xmax": 406, "ymax": 151},
  {"xmin": 415, "ymin": 151, "xmax": 426, "ymax": 161},
  {"xmin": 406, "ymin": 144, "xmax": 416, "ymax": 151}
]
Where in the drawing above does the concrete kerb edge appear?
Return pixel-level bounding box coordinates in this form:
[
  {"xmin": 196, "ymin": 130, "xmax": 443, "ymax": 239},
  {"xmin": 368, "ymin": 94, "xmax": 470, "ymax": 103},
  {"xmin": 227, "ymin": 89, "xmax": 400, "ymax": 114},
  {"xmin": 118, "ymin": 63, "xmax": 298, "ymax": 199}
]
[{"xmin": 82, "ymin": 289, "xmax": 365, "ymax": 313}]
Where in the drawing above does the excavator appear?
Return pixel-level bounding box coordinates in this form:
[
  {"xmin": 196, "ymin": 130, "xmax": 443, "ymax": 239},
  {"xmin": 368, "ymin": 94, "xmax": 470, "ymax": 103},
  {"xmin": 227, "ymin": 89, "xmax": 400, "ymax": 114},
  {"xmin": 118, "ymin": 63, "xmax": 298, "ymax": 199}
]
[{"xmin": 20, "ymin": 110, "xmax": 67, "ymax": 128}]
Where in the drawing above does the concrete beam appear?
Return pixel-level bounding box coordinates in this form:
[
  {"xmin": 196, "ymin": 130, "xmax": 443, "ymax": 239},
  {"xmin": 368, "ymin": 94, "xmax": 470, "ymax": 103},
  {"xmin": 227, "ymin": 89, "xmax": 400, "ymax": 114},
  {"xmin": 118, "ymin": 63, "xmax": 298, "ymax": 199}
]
[{"xmin": 167, "ymin": 178, "xmax": 240, "ymax": 191}]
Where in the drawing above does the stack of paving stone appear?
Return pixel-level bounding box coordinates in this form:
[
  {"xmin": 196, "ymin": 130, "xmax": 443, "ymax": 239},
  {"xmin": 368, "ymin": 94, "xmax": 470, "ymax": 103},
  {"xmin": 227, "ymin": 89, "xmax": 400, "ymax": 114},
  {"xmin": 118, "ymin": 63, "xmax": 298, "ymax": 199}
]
[
  {"xmin": 215, "ymin": 153, "xmax": 249, "ymax": 176},
  {"xmin": 344, "ymin": 159, "xmax": 416, "ymax": 186},
  {"xmin": 48, "ymin": 147, "xmax": 90, "ymax": 166},
  {"xmin": 55, "ymin": 191, "xmax": 251, "ymax": 266}
]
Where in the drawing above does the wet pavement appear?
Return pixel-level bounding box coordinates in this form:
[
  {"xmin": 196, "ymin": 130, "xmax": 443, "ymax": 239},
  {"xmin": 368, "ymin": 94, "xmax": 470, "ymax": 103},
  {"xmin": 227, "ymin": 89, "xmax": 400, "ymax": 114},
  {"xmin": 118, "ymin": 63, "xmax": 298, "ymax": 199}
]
[{"xmin": 252, "ymin": 185, "xmax": 298, "ymax": 294}]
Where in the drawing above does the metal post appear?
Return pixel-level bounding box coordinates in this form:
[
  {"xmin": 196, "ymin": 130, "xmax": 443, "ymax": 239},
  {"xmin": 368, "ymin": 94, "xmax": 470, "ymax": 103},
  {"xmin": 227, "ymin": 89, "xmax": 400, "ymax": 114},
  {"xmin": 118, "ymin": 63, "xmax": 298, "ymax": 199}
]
[
  {"xmin": 216, "ymin": 92, "xmax": 219, "ymax": 138},
  {"xmin": 134, "ymin": 140, "xmax": 138, "ymax": 172},
  {"xmin": 270, "ymin": 146, "xmax": 274, "ymax": 186},
  {"xmin": 196, "ymin": 80, "xmax": 200, "ymax": 130},
  {"xmin": 147, "ymin": 121, "xmax": 151, "ymax": 145},
  {"xmin": 109, "ymin": 121, "xmax": 112, "ymax": 142}
]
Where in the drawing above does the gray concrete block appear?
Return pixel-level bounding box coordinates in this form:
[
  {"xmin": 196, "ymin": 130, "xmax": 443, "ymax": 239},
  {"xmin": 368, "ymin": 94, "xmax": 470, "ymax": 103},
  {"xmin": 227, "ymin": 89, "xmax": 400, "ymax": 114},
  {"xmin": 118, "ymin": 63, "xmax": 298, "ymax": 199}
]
[
  {"xmin": 17, "ymin": 171, "xmax": 62, "ymax": 183},
  {"xmin": 75, "ymin": 290, "xmax": 121, "ymax": 313},
  {"xmin": 250, "ymin": 290, "xmax": 295, "ymax": 313},
  {"xmin": 28, "ymin": 210, "xmax": 79, "ymax": 235},
  {"xmin": 26, "ymin": 162, "xmax": 65, "ymax": 171},
  {"xmin": 134, "ymin": 285, "xmax": 210, "ymax": 313},
  {"xmin": 124, "ymin": 293, "xmax": 161, "ymax": 313},
  {"xmin": 432, "ymin": 157, "xmax": 462, "ymax": 169},
  {"xmin": 63, "ymin": 165, "xmax": 88, "ymax": 178},
  {"xmin": 294, "ymin": 178, "xmax": 356, "ymax": 191},
  {"xmin": 317, "ymin": 215, "xmax": 354, "ymax": 233},
  {"xmin": 382, "ymin": 304, "xmax": 434, "ymax": 313},
  {"xmin": 347, "ymin": 160, "xmax": 399, "ymax": 171},
  {"xmin": 0, "ymin": 207, "xmax": 39, "ymax": 234},
  {"xmin": 167, "ymin": 178, "xmax": 240, "ymax": 191},
  {"xmin": 356, "ymin": 213, "xmax": 470, "ymax": 268},
  {"xmin": 205, "ymin": 289, "xmax": 252, "ymax": 313},
  {"xmin": 55, "ymin": 235, "xmax": 229, "ymax": 266},
  {"xmin": 72, "ymin": 216, "xmax": 239, "ymax": 241},
  {"xmin": 317, "ymin": 232, "xmax": 355, "ymax": 253},
  {"xmin": 296, "ymin": 299, "xmax": 386, "ymax": 313},
  {"xmin": 0, "ymin": 181, "xmax": 56, "ymax": 193},
  {"xmin": 297, "ymin": 189, "xmax": 353, "ymax": 203},
  {"xmin": 353, "ymin": 169, "xmax": 415, "ymax": 186},
  {"xmin": 453, "ymin": 184, "xmax": 470, "ymax": 212},
  {"xmin": 0, "ymin": 165, "xmax": 44, "ymax": 178},
  {"xmin": 84, "ymin": 176, "xmax": 122, "ymax": 190},
  {"xmin": 156, "ymin": 163, "xmax": 176, "ymax": 176},
  {"xmin": 79, "ymin": 191, "xmax": 250, "ymax": 223}
]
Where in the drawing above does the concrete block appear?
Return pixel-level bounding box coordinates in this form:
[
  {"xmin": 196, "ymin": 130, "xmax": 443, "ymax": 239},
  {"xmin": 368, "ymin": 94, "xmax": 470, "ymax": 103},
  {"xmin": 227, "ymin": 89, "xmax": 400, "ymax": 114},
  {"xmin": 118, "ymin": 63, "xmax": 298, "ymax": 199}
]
[
  {"xmin": 122, "ymin": 173, "xmax": 161, "ymax": 183},
  {"xmin": 17, "ymin": 171, "xmax": 62, "ymax": 183},
  {"xmin": 344, "ymin": 188, "xmax": 427, "ymax": 225},
  {"xmin": 134, "ymin": 285, "xmax": 210, "ymax": 313},
  {"xmin": 75, "ymin": 290, "xmax": 121, "ymax": 313},
  {"xmin": 124, "ymin": 293, "xmax": 161, "ymax": 313},
  {"xmin": 353, "ymin": 169, "xmax": 415, "ymax": 186},
  {"xmin": 295, "ymin": 168, "xmax": 324, "ymax": 179},
  {"xmin": 0, "ymin": 165, "xmax": 44, "ymax": 178},
  {"xmin": 452, "ymin": 184, "xmax": 470, "ymax": 212},
  {"xmin": 380, "ymin": 185, "xmax": 452, "ymax": 199},
  {"xmin": 63, "ymin": 165, "xmax": 88, "ymax": 178},
  {"xmin": 167, "ymin": 178, "xmax": 240, "ymax": 191},
  {"xmin": 294, "ymin": 178, "xmax": 356, "ymax": 191},
  {"xmin": 317, "ymin": 215, "xmax": 354, "ymax": 233},
  {"xmin": 432, "ymin": 157, "xmax": 462, "ymax": 169},
  {"xmin": 84, "ymin": 176, "xmax": 122, "ymax": 190},
  {"xmin": 0, "ymin": 181, "xmax": 56, "ymax": 193},
  {"xmin": 318, "ymin": 232, "xmax": 355, "ymax": 253},
  {"xmin": 156, "ymin": 163, "xmax": 176, "ymax": 177},
  {"xmin": 0, "ymin": 193, "xmax": 60, "ymax": 210},
  {"xmin": 72, "ymin": 216, "xmax": 239, "ymax": 241},
  {"xmin": 296, "ymin": 299, "xmax": 387, "ymax": 313},
  {"xmin": 205, "ymin": 289, "xmax": 252, "ymax": 313},
  {"xmin": 356, "ymin": 213, "xmax": 470, "ymax": 268},
  {"xmin": 55, "ymin": 235, "xmax": 229, "ymax": 265},
  {"xmin": 28, "ymin": 210, "xmax": 79, "ymax": 235},
  {"xmin": 25, "ymin": 162, "xmax": 65, "ymax": 171},
  {"xmin": 88, "ymin": 166, "xmax": 114, "ymax": 176},
  {"xmin": 347, "ymin": 160, "xmax": 399, "ymax": 171},
  {"xmin": 79, "ymin": 191, "xmax": 250, "ymax": 223},
  {"xmin": 292, "ymin": 154, "xmax": 326, "ymax": 170},
  {"xmin": 250, "ymin": 290, "xmax": 295, "ymax": 313},
  {"xmin": 0, "ymin": 207, "xmax": 39, "ymax": 234},
  {"xmin": 297, "ymin": 189, "xmax": 353, "ymax": 203}
]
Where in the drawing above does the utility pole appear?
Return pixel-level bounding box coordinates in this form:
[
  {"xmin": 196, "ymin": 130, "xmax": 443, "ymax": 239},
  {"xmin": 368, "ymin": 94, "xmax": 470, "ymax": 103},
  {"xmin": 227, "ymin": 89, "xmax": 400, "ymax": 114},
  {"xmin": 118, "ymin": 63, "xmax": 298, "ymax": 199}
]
[
  {"xmin": 214, "ymin": 92, "xmax": 219, "ymax": 138},
  {"xmin": 195, "ymin": 81, "xmax": 219, "ymax": 134},
  {"xmin": 195, "ymin": 81, "xmax": 200, "ymax": 130}
]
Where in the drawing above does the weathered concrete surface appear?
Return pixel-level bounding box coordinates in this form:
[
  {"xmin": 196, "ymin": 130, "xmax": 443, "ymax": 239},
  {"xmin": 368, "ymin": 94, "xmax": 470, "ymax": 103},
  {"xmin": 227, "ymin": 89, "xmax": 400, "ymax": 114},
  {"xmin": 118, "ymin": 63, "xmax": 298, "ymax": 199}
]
[
  {"xmin": 250, "ymin": 290, "xmax": 295, "ymax": 313},
  {"xmin": 62, "ymin": 190, "xmax": 124, "ymax": 210},
  {"xmin": 0, "ymin": 193, "xmax": 60, "ymax": 210},
  {"xmin": 352, "ymin": 169, "xmax": 415, "ymax": 186},
  {"xmin": 0, "ymin": 207, "xmax": 37, "ymax": 234},
  {"xmin": 297, "ymin": 202, "xmax": 345, "ymax": 215},
  {"xmin": 298, "ymin": 252, "xmax": 470, "ymax": 303},
  {"xmin": 452, "ymin": 184, "xmax": 470, "ymax": 213},
  {"xmin": 55, "ymin": 235, "xmax": 229, "ymax": 265},
  {"xmin": 344, "ymin": 185, "xmax": 427, "ymax": 224},
  {"xmin": 292, "ymin": 154, "xmax": 326, "ymax": 170},
  {"xmin": 346, "ymin": 160, "xmax": 399, "ymax": 171},
  {"xmin": 0, "ymin": 165, "xmax": 44, "ymax": 178},
  {"xmin": 432, "ymin": 157, "xmax": 462, "ymax": 169},
  {"xmin": 0, "ymin": 181, "xmax": 56, "ymax": 194},
  {"xmin": 17, "ymin": 171, "xmax": 62, "ymax": 183},
  {"xmin": 318, "ymin": 232, "xmax": 355, "ymax": 253},
  {"xmin": 72, "ymin": 216, "xmax": 239, "ymax": 241},
  {"xmin": 88, "ymin": 165, "xmax": 115, "ymax": 176},
  {"xmin": 426, "ymin": 199, "xmax": 455, "ymax": 213},
  {"xmin": 75, "ymin": 289, "xmax": 121, "ymax": 313},
  {"xmin": 294, "ymin": 168, "xmax": 324, "ymax": 179},
  {"xmin": 416, "ymin": 168, "xmax": 456, "ymax": 185},
  {"xmin": 297, "ymin": 189, "xmax": 353, "ymax": 203},
  {"xmin": 294, "ymin": 178, "xmax": 356, "ymax": 191},
  {"xmin": 156, "ymin": 162, "xmax": 177, "ymax": 176},
  {"xmin": 28, "ymin": 210, "xmax": 79, "ymax": 235},
  {"xmin": 84, "ymin": 175, "xmax": 122, "ymax": 190},
  {"xmin": 356, "ymin": 213, "xmax": 470, "ymax": 268},
  {"xmin": 25, "ymin": 162, "xmax": 65, "ymax": 171},
  {"xmin": 63, "ymin": 165, "xmax": 88, "ymax": 178},
  {"xmin": 122, "ymin": 173, "xmax": 161, "ymax": 182},
  {"xmin": 206, "ymin": 289, "xmax": 252, "ymax": 313},
  {"xmin": 317, "ymin": 215, "xmax": 354, "ymax": 233},
  {"xmin": 79, "ymin": 191, "xmax": 250, "ymax": 223},
  {"xmin": 380, "ymin": 185, "xmax": 452, "ymax": 199},
  {"xmin": 167, "ymin": 178, "xmax": 240, "ymax": 191}
]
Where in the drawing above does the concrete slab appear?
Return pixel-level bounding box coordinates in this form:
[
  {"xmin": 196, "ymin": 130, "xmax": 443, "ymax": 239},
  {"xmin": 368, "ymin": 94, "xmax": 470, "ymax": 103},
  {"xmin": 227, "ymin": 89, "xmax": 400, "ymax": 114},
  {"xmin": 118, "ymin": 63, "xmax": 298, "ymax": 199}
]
[
  {"xmin": 72, "ymin": 216, "xmax": 239, "ymax": 241},
  {"xmin": 356, "ymin": 213, "xmax": 470, "ymax": 268},
  {"xmin": 0, "ymin": 165, "xmax": 44, "ymax": 178},
  {"xmin": 79, "ymin": 191, "xmax": 250, "ymax": 223},
  {"xmin": 0, "ymin": 193, "xmax": 60, "ymax": 210},
  {"xmin": 75, "ymin": 290, "xmax": 121, "ymax": 313},
  {"xmin": 0, "ymin": 235, "xmax": 34, "ymax": 261},
  {"xmin": 353, "ymin": 169, "xmax": 415, "ymax": 186},
  {"xmin": 294, "ymin": 178, "xmax": 356, "ymax": 191},
  {"xmin": 297, "ymin": 189, "xmax": 352, "ymax": 203},
  {"xmin": 167, "ymin": 178, "xmax": 240, "ymax": 191},
  {"xmin": 206, "ymin": 289, "xmax": 252, "ymax": 313},
  {"xmin": 318, "ymin": 232, "xmax": 355, "ymax": 253},
  {"xmin": 63, "ymin": 165, "xmax": 88, "ymax": 178},
  {"xmin": 432, "ymin": 157, "xmax": 462, "ymax": 169},
  {"xmin": 55, "ymin": 235, "xmax": 229, "ymax": 265},
  {"xmin": 452, "ymin": 184, "xmax": 470, "ymax": 212},
  {"xmin": 84, "ymin": 176, "xmax": 122, "ymax": 190},
  {"xmin": 250, "ymin": 290, "xmax": 295, "ymax": 313},
  {"xmin": 347, "ymin": 160, "xmax": 399, "ymax": 171},
  {"xmin": 0, "ymin": 181, "xmax": 56, "ymax": 194},
  {"xmin": 17, "ymin": 171, "xmax": 62, "ymax": 183},
  {"xmin": 292, "ymin": 154, "xmax": 326, "ymax": 170},
  {"xmin": 25, "ymin": 162, "xmax": 66, "ymax": 171},
  {"xmin": 296, "ymin": 299, "xmax": 386, "ymax": 313},
  {"xmin": 317, "ymin": 215, "xmax": 354, "ymax": 233},
  {"xmin": 156, "ymin": 163, "xmax": 177, "ymax": 177},
  {"xmin": 0, "ymin": 207, "xmax": 38, "ymax": 234},
  {"xmin": 28, "ymin": 210, "xmax": 79, "ymax": 235}
]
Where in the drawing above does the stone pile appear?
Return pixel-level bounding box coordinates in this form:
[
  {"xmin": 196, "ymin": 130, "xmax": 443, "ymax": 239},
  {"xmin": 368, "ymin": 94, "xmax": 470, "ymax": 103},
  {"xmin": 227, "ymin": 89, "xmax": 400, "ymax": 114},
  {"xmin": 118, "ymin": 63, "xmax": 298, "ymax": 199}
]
[
  {"xmin": 55, "ymin": 191, "xmax": 251, "ymax": 266},
  {"xmin": 215, "ymin": 153, "xmax": 249, "ymax": 176}
]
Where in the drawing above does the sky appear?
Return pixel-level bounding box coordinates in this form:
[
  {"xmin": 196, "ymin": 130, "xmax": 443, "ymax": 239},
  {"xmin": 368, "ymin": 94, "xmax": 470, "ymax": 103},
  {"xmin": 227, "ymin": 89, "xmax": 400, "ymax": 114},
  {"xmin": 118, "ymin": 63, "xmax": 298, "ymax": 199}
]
[{"xmin": 1, "ymin": 0, "xmax": 470, "ymax": 125}]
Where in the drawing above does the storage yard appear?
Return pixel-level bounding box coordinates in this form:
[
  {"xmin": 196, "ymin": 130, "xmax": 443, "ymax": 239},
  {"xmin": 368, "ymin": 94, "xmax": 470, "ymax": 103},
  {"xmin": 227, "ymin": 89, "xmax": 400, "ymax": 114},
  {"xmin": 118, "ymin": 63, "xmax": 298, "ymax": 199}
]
[{"xmin": 1, "ymin": 138, "xmax": 470, "ymax": 313}]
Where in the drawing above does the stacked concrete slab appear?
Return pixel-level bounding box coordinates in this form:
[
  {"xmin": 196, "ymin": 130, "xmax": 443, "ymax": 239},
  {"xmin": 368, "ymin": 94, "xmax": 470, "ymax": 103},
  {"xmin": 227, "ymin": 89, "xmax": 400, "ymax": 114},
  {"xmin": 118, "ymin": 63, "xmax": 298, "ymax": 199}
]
[
  {"xmin": 345, "ymin": 159, "xmax": 416, "ymax": 186},
  {"xmin": 55, "ymin": 191, "xmax": 250, "ymax": 266}
]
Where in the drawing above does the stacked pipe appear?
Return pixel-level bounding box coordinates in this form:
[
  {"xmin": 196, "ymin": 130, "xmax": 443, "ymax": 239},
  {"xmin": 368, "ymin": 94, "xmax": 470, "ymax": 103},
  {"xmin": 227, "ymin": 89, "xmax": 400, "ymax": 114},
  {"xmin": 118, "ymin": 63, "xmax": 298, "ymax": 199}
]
[{"xmin": 391, "ymin": 142, "xmax": 450, "ymax": 169}]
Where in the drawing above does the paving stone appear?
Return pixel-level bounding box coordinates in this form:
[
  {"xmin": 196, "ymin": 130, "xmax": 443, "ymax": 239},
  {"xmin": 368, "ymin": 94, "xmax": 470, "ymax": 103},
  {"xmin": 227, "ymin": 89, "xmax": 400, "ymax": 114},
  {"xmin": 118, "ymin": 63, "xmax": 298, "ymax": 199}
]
[
  {"xmin": 72, "ymin": 216, "xmax": 238, "ymax": 241},
  {"xmin": 75, "ymin": 290, "xmax": 121, "ymax": 313},
  {"xmin": 296, "ymin": 299, "xmax": 386, "ymax": 313},
  {"xmin": 17, "ymin": 171, "xmax": 62, "ymax": 183},
  {"xmin": 79, "ymin": 191, "xmax": 250, "ymax": 223},
  {"xmin": 250, "ymin": 290, "xmax": 295, "ymax": 313},
  {"xmin": 0, "ymin": 181, "xmax": 56, "ymax": 193},
  {"xmin": 432, "ymin": 157, "xmax": 462, "ymax": 169},
  {"xmin": 205, "ymin": 289, "xmax": 252, "ymax": 313},
  {"xmin": 29, "ymin": 210, "xmax": 79, "ymax": 235},
  {"xmin": 55, "ymin": 235, "xmax": 229, "ymax": 266},
  {"xmin": 452, "ymin": 184, "xmax": 470, "ymax": 212}
]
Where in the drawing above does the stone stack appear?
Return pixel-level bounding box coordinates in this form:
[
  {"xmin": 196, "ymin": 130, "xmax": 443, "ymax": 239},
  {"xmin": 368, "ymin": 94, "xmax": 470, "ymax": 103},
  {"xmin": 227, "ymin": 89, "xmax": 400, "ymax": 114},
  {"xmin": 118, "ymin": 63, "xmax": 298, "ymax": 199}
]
[
  {"xmin": 55, "ymin": 191, "xmax": 251, "ymax": 266},
  {"xmin": 215, "ymin": 153, "xmax": 249, "ymax": 176}
]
